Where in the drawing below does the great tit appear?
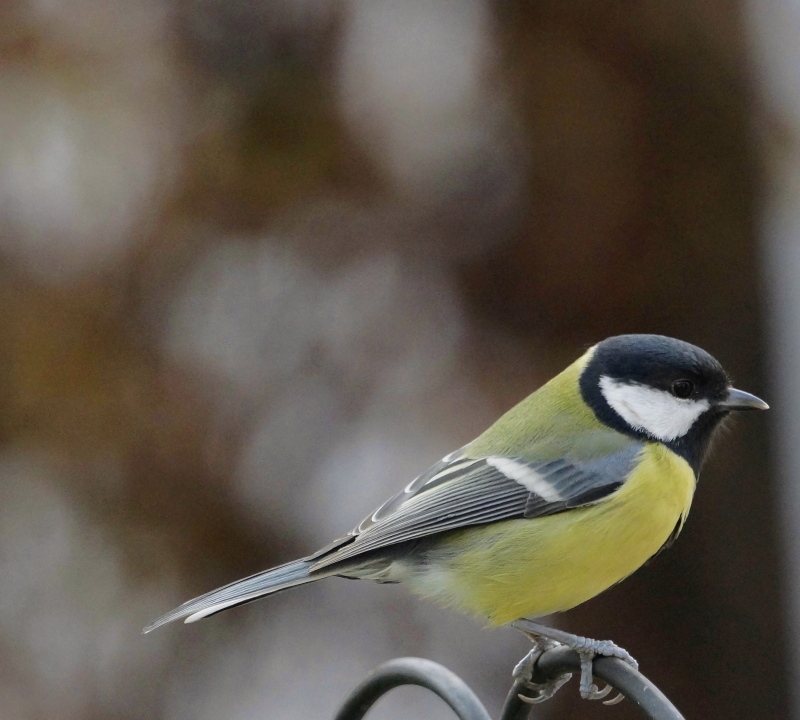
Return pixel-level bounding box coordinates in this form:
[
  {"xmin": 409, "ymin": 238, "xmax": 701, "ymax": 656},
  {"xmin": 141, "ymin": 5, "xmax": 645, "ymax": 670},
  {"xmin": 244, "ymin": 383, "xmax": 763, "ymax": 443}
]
[{"xmin": 144, "ymin": 334, "xmax": 767, "ymax": 702}]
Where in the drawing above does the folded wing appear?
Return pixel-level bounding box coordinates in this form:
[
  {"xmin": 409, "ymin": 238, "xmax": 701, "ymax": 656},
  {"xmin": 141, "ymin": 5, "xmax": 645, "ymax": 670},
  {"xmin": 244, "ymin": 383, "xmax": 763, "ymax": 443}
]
[{"xmin": 309, "ymin": 444, "xmax": 643, "ymax": 571}]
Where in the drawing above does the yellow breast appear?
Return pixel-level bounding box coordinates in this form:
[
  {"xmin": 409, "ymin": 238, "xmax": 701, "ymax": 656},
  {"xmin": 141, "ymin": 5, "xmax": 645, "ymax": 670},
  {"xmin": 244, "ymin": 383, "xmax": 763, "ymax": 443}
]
[{"xmin": 421, "ymin": 444, "xmax": 696, "ymax": 626}]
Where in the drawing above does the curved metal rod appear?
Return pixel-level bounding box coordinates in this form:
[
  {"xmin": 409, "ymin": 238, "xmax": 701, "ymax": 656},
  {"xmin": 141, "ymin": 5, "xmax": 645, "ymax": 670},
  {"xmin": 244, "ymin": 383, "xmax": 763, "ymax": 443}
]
[
  {"xmin": 333, "ymin": 651, "xmax": 685, "ymax": 720},
  {"xmin": 332, "ymin": 657, "xmax": 492, "ymax": 720},
  {"xmin": 499, "ymin": 646, "xmax": 686, "ymax": 720}
]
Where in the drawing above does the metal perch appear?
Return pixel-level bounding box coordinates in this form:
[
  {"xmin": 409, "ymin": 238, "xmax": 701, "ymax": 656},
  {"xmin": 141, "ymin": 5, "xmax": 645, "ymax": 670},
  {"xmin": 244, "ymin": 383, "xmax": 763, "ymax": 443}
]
[{"xmin": 333, "ymin": 650, "xmax": 685, "ymax": 720}]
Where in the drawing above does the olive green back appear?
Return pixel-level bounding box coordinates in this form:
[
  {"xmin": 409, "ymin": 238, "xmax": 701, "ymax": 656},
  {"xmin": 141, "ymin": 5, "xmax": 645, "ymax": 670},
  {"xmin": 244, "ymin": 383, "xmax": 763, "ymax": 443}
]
[{"xmin": 465, "ymin": 348, "xmax": 636, "ymax": 462}]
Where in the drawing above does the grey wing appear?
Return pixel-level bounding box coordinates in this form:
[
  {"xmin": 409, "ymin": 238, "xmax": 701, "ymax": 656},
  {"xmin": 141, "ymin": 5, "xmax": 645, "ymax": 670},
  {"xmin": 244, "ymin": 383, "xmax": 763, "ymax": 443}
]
[
  {"xmin": 304, "ymin": 447, "xmax": 471, "ymax": 562},
  {"xmin": 309, "ymin": 443, "xmax": 644, "ymax": 572}
]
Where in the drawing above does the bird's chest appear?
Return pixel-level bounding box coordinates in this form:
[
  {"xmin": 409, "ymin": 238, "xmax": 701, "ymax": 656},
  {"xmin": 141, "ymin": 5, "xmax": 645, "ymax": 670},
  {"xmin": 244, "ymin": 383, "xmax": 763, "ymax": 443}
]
[
  {"xmin": 586, "ymin": 444, "xmax": 696, "ymax": 552},
  {"xmin": 445, "ymin": 445, "xmax": 696, "ymax": 624}
]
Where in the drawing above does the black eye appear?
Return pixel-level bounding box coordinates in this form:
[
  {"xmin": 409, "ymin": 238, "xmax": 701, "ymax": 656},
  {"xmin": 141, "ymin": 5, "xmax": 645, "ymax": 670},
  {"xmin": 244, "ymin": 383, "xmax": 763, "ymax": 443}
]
[{"xmin": 671, "ymin": 379, "xmax": 694, "ymax": 398}]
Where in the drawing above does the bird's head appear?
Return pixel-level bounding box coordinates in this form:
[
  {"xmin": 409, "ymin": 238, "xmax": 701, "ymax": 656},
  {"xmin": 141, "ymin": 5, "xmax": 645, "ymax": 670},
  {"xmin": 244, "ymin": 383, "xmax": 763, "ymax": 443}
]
[{"xmin": 579, "ymin": 334, "xmax": 768, "ymax": 472}]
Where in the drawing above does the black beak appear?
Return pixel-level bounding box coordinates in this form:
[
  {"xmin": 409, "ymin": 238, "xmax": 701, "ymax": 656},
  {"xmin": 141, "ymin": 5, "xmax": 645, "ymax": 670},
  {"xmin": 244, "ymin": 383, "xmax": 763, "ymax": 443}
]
[{"xmin": 719, "ymin": 387, "xmax": 769, "ymax": 411}]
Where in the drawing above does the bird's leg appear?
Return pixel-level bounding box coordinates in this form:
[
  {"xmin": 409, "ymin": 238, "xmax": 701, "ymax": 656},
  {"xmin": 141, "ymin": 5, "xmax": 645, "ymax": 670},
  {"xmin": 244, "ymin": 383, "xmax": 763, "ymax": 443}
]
[
  {"xmin": 511, "ymin": 635, "xmax": 573, "ymax": 704},
  {"xmin": 512, "ymin": 619, "xmax": 637, "ymax": 704}
]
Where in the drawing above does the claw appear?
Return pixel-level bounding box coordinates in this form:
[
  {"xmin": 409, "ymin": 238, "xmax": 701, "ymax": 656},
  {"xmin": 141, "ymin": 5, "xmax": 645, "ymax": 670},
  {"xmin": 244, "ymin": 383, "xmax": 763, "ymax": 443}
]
[
  {"xmin": 587, "ymin": 681, "xmax": 614, "ymax": 700},
  {"xmin": 578, "ymin": 649, "xmax": 616, "ymax": 700},
  {"xmin": 517, "ymin": 673, "xmax": 571, "ymax": 705},
  {"xmin": 582, "ymin": 684, "xmax": 613, "ymax": 701},
  {"xmin": 604, "ymin": 692, "xmax": 625, "ymax": 706},
  {"xmin": 512, "ymin": 643, "xmax": 572, "ymax": 704},
  {"xmin": 511, "ymin": 619, "xmax": 638, "ymax": 705}
]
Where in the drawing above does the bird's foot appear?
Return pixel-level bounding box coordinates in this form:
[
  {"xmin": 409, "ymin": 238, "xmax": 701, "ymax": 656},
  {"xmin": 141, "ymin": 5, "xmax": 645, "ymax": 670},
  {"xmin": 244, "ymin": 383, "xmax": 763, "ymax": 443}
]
[
  {"xmin": 512, "ymin": 638, "xmax": 572, "ymax": 704},
  {"xmin": 512, "ymin": 619, "xmax": 638, "ymax": 705}
]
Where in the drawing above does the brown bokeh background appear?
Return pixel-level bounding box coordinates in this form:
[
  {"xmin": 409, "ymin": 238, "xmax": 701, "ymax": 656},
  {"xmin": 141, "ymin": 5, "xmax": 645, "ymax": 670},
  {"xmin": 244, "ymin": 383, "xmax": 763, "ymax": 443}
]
[{"xmin": 0, "ymin": 1, "xmax": 793, "ymax": 719}]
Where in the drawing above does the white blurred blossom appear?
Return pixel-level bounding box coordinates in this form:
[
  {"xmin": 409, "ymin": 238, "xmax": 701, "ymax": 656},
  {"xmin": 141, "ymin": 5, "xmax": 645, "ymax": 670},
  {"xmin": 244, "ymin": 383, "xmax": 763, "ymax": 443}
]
[
  {"xmin": 164, "ymin": 241, "xmax": 323, "ymax": 397},
  {"xmin": 338, "ymin": 0, "xmax": 505, "ymax": 197},
  {"xmin": 0, "ymin": 453, "xmax": 175, "ymax": 719},
  {"xmin": 0, "ymin": 7, "xmax": 184, "ymax": 285}
]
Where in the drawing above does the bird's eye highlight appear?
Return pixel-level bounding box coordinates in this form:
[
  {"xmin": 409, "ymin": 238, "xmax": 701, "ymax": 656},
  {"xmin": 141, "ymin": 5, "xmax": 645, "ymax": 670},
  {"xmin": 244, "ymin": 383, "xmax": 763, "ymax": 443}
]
[{"xmin": 671, "ymin": 379, "xmax": 694, "ymax": 398}]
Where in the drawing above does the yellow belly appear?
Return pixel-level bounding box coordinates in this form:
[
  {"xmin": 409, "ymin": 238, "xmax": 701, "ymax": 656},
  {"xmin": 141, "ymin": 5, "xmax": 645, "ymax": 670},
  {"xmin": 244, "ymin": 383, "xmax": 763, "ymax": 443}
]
[{"xmin": 416, "ymin": 444, "xmax": 695, "ymax": 626}]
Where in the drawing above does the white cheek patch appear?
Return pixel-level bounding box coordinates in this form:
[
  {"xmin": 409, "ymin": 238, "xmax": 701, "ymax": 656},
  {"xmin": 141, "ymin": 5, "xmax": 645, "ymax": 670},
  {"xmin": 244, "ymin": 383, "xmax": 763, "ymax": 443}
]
[{"xmin": 599, "ymin": 376, "xmax": 710, "ymax": 442}]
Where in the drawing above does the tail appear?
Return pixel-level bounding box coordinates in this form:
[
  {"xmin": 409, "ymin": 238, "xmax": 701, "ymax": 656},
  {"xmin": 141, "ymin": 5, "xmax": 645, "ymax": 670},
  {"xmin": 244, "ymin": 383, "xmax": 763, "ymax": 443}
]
[{"xmin": 143, "ymin": 559, "xmax": 317, "ymax": 633}]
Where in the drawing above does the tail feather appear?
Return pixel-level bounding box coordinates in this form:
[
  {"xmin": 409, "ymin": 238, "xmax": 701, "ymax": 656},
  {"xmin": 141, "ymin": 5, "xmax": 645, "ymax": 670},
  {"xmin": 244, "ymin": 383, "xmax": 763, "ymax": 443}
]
[{"xmin": 143, "ymin": 559, "xmax": 315, "ymax": 633}]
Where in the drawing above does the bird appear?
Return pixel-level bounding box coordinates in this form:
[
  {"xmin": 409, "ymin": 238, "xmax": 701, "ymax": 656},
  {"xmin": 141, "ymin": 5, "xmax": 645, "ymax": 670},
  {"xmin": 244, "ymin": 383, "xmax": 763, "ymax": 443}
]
[{"xmin": 144, "ymin": 334, "xmax": 768, "ymax": 703}]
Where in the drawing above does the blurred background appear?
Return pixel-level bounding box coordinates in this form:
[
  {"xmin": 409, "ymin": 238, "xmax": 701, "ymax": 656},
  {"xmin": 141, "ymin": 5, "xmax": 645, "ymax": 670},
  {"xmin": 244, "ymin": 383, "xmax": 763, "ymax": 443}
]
[{"xmin": 0, "ymin": 0, "xmax": 796, "ymax": 718}]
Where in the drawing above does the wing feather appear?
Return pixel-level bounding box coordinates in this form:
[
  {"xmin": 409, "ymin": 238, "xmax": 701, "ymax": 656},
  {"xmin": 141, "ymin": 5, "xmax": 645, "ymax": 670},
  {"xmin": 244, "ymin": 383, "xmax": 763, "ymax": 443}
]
[{"xmin": 311, "ymin": 444, "xmax": 643, "ymax": 572}]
